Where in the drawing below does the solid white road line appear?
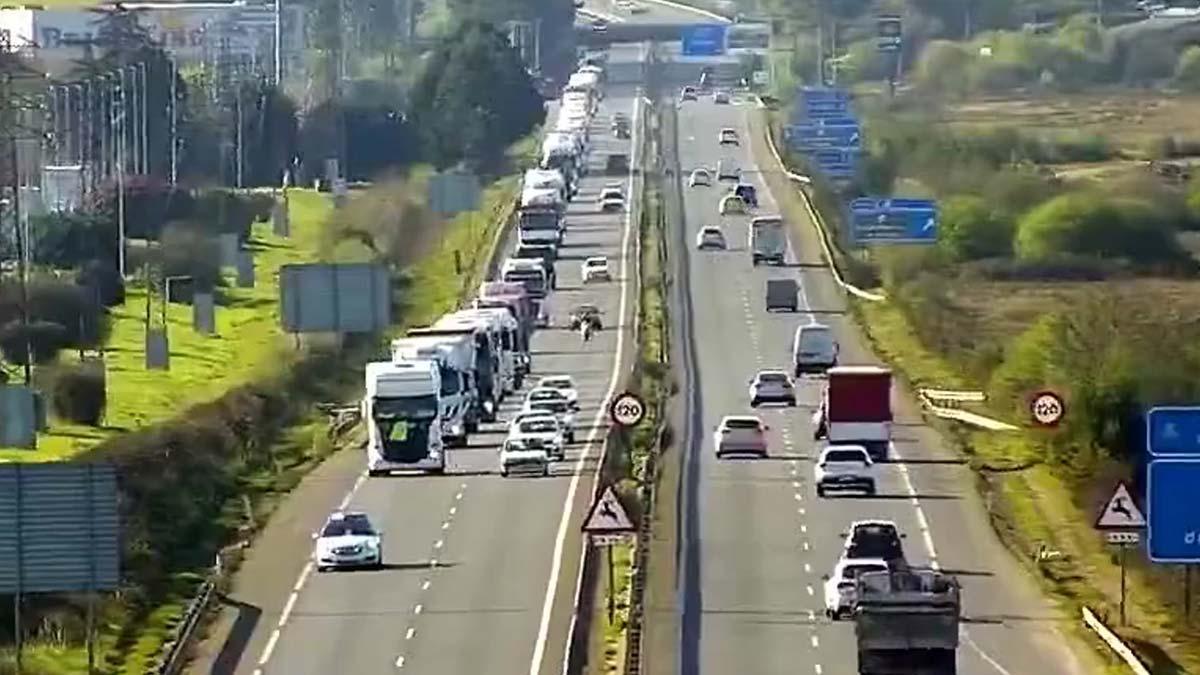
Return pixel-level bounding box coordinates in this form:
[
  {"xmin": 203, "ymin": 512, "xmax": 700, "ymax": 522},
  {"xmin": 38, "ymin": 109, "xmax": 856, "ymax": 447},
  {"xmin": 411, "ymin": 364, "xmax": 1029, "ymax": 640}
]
[{"xmin": 532, "ymin": 95, "xmax": 640, "ymax": 675}]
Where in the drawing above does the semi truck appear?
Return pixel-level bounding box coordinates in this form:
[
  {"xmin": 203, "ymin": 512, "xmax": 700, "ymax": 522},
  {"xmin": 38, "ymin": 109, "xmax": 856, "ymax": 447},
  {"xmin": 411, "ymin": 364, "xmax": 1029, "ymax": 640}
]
[
  {"xmin": 854, "ymin": 568, "xmax": 961, "ymax": 674},
  {"xmin": 454, "ymin": 307, "xmax": 522, "ymax": 391},
  {"xmin": 409, "ymin": 323, "xmax": 500, "ymax": 423},
  {"xmin": 750, "ymin": 216, "xmax": 787, "ymax": 265},
  {"xmin": 813, "ymin": 366, "xmax": 893, "ymax": 461},
  {"xmin": 517, "ymin": 204, "xmax": 564, "ymax": 246},
  {"xmin": 475, "ymin": 283, "xmax": 535, "ymax": 376},
  {"xmin": 436, "ymin": 310, "xmax": 514, "ymax": 399},
  {"xmin": 363, "ymin": 360, "xmax": 445, "ymax": 476},
  {"xmin": 390, "ymin": 336, "xmax": 473, "ymax": 446}
]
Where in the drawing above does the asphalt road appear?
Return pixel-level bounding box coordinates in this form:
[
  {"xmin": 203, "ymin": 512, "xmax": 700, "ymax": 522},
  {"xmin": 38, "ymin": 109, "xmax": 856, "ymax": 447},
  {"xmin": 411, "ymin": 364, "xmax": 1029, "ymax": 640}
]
[
  {"xmin": 586, "ymin": 0, "xmax": 722, "ymax": 24},
  {"xmin": 190, "ymin": 45, "xmax": 644, "ymax": 675},
  {"xmin": 667, "ymin": 88, "xmax": 1099, "ymax": 674}
]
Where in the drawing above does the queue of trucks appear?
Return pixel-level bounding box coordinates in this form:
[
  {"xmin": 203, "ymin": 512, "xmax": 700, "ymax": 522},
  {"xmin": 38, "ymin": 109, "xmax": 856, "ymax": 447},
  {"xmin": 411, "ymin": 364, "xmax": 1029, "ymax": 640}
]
[{"xmin": 358, "ymin": 60, "xmax": 606, "ymax": 477}]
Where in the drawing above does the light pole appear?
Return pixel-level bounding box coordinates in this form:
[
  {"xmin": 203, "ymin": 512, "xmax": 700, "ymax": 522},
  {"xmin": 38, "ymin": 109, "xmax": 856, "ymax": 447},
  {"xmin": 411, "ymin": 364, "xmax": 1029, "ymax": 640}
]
[
  {"xmin": 137, "ymin": 62, "xmax": 147, "ymax": 175},
  {"xmin": 111, "ymin": 72, "xmax": 127, "ymax": 278},
  {"xmin": 274, "ymin": 0, "xmax": 283, "ymax": 85},
  {"xmin": 235, "ymin": 89, "xmax": 243, "ymax": 188},
  {"xmin": 169, "ymin": 58, "xmax": 177, "ymax": 185}
]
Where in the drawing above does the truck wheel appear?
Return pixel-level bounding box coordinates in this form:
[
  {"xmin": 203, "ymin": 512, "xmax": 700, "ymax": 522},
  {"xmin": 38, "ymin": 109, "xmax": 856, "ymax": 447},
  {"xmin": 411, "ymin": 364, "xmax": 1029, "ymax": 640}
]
[
  {"xmin": 466, "ymin": 420, "xmax": 479, "ymax": 434},
  {"xmin": 750, "ymin": 398, "xmax": 760, "ymax": 407},
  {"xmin": 368, "ymin": 469, "xmax": 387, "ymax": 478},
  {"xmin": 816, "ymin": 485, "xmax": 825, "ymax": 498},
  {"xmin": 865, "ymin": 483, "xmax": 876, "ymax": 496},
  {"xmin": 787, "ymin": 398, "xmax": 797, "ymax": 407}
]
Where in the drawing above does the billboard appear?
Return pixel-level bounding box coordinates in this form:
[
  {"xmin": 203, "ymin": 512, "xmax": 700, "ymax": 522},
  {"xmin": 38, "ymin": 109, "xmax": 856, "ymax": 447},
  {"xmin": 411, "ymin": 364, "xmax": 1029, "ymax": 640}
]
[
  {"xmin": 681, "ymin": 24, "xmax": 727, "ymax": 56},
  {"xmin": 428, "ymin": 171, "xmax": 482, "ymax": 216},
  {"xmin": 279, "ymin": 263, "xmax": 392, "ymax": 334},
  {"xmin": 0, "ymin": 463, "xmax": 120, "ymax": 594}
]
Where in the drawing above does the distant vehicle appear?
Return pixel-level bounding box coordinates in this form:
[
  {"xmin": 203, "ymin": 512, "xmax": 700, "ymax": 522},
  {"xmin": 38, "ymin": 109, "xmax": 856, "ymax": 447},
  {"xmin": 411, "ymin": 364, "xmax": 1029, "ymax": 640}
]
[
  {"xmin": 680, "ymin": 86, "xmax": 698, "ymax": 101},
  {"xmin": 854, "ymin": 568, "xmax": 961, "ymax": 673},
  {"xmin": 716, "ymin": 160, "xmax": 740, "ymax": 181},
  {"xmin": 814, "ymin": 445, "xmax": 876, "ymax": 497},
  {"xmin": 313, "ymin": 512, "xmax": 383, "ymax": 571},
  {"xmin": 630, "ymin": 2, "xmax": 646, "ymax": 12},
  {"xmin": 713, "ymin": 415, "xmax": 769, "ymax": 458},
  {"xmin": 599, "ymin": 186, "xmax": 625, "ymax": 212},
  {"xmin": 719, "ymin": 194, "xmax": 746, "ymax": 215},
  {"xmin": 842, "ymin": 520, "xmax": 907, "ymax": 565},
  {"xmin": 748, "ymin": 369, "xmax": 796, "ymax": 407},
  {"xmin": 765, "ymin": 278, "xmax": 798, "ymax": 312},
  {"xmin": 814, "ymin": 366, "xmax": 892, "ymax": 461},
  {"xmin": 507, "ymin": 414, "xmax": 566, "ymax": 460},
  {"xmin": 591, "ymin": 19, "xmax": 608, "ymax": 31},
  {"xmin": 512, "ymin": 243, "xmax": 558, "ymax": 289},
  {"xmin": 823, "ymin": 557, "xmax": 890, "ymax": 619},
  {"xmin": 502, "ymin": 258, "xmax": 550, "ymax": 299},
  {"xmin": 500, "ymin": 437, "xmax": 551, "ymax": 477},
  {"xmin": 606, "ymin": 153, "xmax": 629, "ymax": 175},
  {"xmin": 689, "ymin": 169, "xmax": 711, "ymax": 187},
  {"xmin": 733, "ymin": 183, "xmax": 758, "ymax": 207},
  {"xmin": 523, "ymin": 398, "xmax": 577, "ymax": 443},
  {"xmin": 695, "ymin": 225, "xmax": 727, "ymax": 250},
  {"xmin": 718, "ymin": 128, "xmax": 739, "ymax": 145},
  {"xmin": 536, "ymin": 375, "xmax": 579, "ymax": 408},
  {"xmin": 713, "ymin": 89, "xmax": 731, "ymax": 104},
  {"xmin": 569, "ymin": 304, "xmax": 604, "ymax": 330},
  {"xmin": 611, "ymin": 114, "xmax": 631, "ymax": 138},
  {"xmin": 749, "ymin": 216, "xmax": 785, "ymax": 265},
  {"xmin": 582, "ymin": 256, "xmax": 612, "ymax": 282},
  {"xmin": 792, "ymin": 323, "xmax": 838, "ymax": 375}
]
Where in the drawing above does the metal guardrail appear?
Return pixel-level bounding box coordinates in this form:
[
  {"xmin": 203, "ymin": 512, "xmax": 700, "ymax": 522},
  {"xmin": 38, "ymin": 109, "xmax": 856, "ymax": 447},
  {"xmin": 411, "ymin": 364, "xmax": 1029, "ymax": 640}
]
[
  {"xmin": 916, "ymin": 388, "xmax": 1018, "ymax": 432},
  {"xmin": 1082, "ymin": 606, "xmax": 1151, "ymax": 675},
  {"xmin": 152, "ymin": 571, "xmax": 217, "ymax": 675}
]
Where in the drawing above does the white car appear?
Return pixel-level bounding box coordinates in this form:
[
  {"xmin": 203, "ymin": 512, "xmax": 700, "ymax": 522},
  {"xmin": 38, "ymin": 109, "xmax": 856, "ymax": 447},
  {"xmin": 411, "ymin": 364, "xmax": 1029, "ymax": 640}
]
[
  {"xmin": 500, "ymin": 437, "xmax": 551, "ymax": 477},
  {"xmin": 696, "ymin": 225, "xmax": 726, "ymax": 250},
  {"xmin": 537, "ymin": 375, "xmax": 579, "ymax": 408},
  {"xmin": 717, "ymin": 160, "xmax": 740, "ymax": 181},
  {"xmin": 313, "ymin": 511, "xmax": 383, "ymax": 571},
  {"xmin": 524, "ymin": 397, "xmax": 577, "ymax": 443},
  {"xmin": 582, "ymin": 256, "xmax": 612, "ymax": 282},
  {"xmin": 718, "ymin": 128, "xmax": 739, "ymax": 145},
  {"xmin": 508, "ymin": 413, "xmax": 566, "ymax": 460},
  {"xmin": 713, "ymin": 415, "xmax": 769, "ymax": 458},
  {"xmin": 600, "ymin": 195, "xmax": 626, "ymax": 212},
  {"xmin": 749, "ymin": 369, "xmax": 797, "ymax": 406},
  {"xmin": 815, "ymin": 445, "xmax": 876, "ymax": 497},
  {"xmin": 689, "ymin": 169, "xmax": 711, "ymax": 187},
  {"xmin": 823, "ymin": 557, "xmax": 890, "ymax": 619}
]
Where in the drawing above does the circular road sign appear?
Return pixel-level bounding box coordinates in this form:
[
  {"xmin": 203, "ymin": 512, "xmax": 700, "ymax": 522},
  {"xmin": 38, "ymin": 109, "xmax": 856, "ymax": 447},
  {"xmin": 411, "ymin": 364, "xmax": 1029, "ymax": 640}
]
[
  {"xmin": 1030, "ymin": 391, "xmax": 1065, "ymax": 427},
  {"xmin": 610, "ymin": 392, "xmax": 647, "ymax": 428}
]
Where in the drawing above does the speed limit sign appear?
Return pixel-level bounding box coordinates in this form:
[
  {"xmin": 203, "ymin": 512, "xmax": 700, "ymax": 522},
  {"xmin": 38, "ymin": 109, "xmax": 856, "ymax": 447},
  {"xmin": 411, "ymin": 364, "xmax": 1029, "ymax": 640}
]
[
  {"xmin": 1030, "ymin": 391, "xmax": 1065, "ymax": 427},
  {"xmin": 610, "ymin": 392, "xmax": 647, "ymax": 428}
]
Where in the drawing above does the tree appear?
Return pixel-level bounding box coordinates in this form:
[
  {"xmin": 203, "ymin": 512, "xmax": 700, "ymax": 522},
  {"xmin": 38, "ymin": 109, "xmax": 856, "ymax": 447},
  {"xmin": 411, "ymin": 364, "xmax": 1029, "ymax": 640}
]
[
  {"xmin": 938, "ymin": 195, "xmax": 1015, "ymax": 260},
  {"xmin": 1176, "ymin": 46, "xmax": 1200, "ymax": 91},
  {"xmin": 409, "ymin": 21, "xmax": 544, "ymax": 170},
  {"xmin": 1015, "ymin": 193, "xmax": 1187, "ymax": 265},
  {"xmin": 238, "ymin": 80, "xmax": 299, "ymax": 187}
]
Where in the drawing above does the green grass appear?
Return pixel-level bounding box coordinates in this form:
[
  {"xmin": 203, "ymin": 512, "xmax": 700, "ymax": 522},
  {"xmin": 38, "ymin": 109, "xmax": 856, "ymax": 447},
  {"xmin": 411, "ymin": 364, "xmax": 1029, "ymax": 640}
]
[
  {"xmin": 0, "ymin": 190, "xmax": 330, "ymax": 462},
  {"xmin": 600, "ymin": 543, "xmax": 635, "ymax": 674}
]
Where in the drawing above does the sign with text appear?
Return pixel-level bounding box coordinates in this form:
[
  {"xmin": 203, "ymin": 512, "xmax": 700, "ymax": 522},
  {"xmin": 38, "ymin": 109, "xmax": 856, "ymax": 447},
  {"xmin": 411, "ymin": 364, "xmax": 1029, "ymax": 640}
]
[
  {"xmin": 681, "ymin": 24, "xmax": 728, "ymax": 56},
  {"xmin": 849, "ymin": 198, "xmax": 938, "ymax": 245}
]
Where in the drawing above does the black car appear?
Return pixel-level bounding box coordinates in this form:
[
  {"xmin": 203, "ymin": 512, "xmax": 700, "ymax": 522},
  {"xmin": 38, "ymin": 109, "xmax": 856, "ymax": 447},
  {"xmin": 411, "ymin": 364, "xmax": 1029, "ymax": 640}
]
[{"xmin": 844, "ymin": 521, "xmax": 907, "ymax": 565}]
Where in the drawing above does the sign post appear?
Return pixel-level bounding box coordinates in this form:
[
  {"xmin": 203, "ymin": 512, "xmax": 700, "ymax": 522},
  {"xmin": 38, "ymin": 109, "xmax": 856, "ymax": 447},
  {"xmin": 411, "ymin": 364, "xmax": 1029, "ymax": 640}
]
[
  {"xmin": 581, "ymin": 484, "xmax": 637, "ymax": 624},
  {"xmin": 876, "ymin": 15, "xmax": 902, "ymax": 97},
  {"xmin": 1095, "ymin": 481, "xmax": 1146, "ymax": 626}
]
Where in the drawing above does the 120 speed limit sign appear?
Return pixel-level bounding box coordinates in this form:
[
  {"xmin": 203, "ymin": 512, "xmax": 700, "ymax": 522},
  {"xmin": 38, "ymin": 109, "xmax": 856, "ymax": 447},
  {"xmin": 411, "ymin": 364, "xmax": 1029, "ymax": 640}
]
[
  {"xmin": 610, "ymin": 392, "xmax": 647, "ymax": 428},
  {"xmin": 1030, "ymin": 391, "xmax": 1065, "ymax": 427}
]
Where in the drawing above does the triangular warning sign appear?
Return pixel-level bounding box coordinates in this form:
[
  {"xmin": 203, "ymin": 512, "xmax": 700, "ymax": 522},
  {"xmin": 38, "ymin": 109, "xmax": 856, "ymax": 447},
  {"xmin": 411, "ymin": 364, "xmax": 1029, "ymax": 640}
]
[
  {"xmin": 582, "ymin": 485, "xmax": 635, "ymax": 533},
  {"xmin": 1095, "ymin": 482, "xmax": 1146, "ymax": 530}
]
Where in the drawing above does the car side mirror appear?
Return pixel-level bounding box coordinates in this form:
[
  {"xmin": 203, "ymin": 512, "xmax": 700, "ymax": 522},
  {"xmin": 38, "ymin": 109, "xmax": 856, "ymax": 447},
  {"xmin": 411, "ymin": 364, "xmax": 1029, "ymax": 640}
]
[{"xmin": 311, "ymin": 532, "xmax": 320, "ymax": 540}]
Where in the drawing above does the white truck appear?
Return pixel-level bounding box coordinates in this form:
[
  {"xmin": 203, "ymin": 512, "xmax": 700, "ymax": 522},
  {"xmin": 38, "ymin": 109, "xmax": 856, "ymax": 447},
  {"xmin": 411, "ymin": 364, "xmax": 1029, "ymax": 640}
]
[
  {"xmin": 437, "ymin": 310, "xmax": 512, "ymax": 401},
  {"xmin": 391, "ymin": 336, "xmax": 473, "ymax": 446},
  {"xmin": 363, "ymin": 360, "xmax": 445, "ymax": 476},
  {"xmin": 409, "ymin": 323, "xmax": 500, "ymax": 424},
  {"xmin": 750, "ymin": 216, "xmax": 787, "ymax": 265},
  {"xmin": 524, "ymin": 168, "xmax": 571, "ymax": 202},
  {"xmin": 452, "ymin": 307, "xmax": 522, "ymax": 393}
]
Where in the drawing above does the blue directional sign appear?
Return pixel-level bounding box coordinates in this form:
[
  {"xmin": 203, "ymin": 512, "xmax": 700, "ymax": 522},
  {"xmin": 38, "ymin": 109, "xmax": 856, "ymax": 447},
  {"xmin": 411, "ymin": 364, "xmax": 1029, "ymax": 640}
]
[
  {"xmin": 681, "ymin": 24, "xmax": 728, "ymax": 56},
  {"xmin": 1146, "ymin": 407, "xmax": 1200, "ymax": 458},
  {"xmin": 877, "ymin": 15, "xmax": 902, "ymax": 53},
  {"xmin": 848, "ymin": 197, "xmax": 938, "ymax": 244},
  {"xmin": 787, "ymin": 120, "xmax": 861, "ymax": 152},
  {"xmin": 799, "ymin": 87, "xmax": 848, "ymax": 102},
  {"xmin": 1148, "ymin": 460, "xmax": 1200, "ymax": 562}
]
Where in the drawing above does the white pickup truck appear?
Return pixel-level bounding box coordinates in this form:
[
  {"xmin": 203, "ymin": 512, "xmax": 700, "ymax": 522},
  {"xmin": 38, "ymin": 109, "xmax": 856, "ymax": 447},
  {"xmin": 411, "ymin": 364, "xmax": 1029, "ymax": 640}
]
[{"xmin": 814, "ymin": 445, "xmax": 876, "ymax": 497}]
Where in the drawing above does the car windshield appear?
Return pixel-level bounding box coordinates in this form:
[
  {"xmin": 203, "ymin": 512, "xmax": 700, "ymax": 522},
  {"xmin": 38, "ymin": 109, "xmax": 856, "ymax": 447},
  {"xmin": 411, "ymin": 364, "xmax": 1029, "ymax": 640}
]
[
  {"xmin": 758, "ymin": 372, "xmax": 789, "ymax": 383},
  {"xmin": 800, "ymin": 329, "xmax": 834, "ymax": 351},
  {"xmin": 531, "ymin": 400, "xmax": 569, "ymax": 414},
  {"xmin": 825, "ymin": 449, "xmax": 868, "ymax": 463},
  {"xmin": 530, "ymin": 389, "xmax": 564, "ymax": 400},
  {"xmin": 321, "ymin": 517, "xmax": 375, "ymax": 537},
  {"xmin": 543, "ymin": 378, "xmax": 573, "ymax": 389},
  {"xmin": 724, "ymin": 418, "xmax": 761, "ymax": 430},
  {"xmin": 521, "ymin": 419, "xmax": 558, "ymax": 433}
]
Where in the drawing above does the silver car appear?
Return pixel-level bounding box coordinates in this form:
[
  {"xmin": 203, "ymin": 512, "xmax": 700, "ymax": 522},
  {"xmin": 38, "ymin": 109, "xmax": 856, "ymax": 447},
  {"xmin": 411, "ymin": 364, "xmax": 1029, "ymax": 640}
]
[
  {"xmin": 313, "ymin": 512, "xmax": 383, "ymax": 571},
  {"xmin": 713, "ymin": 415, "xmax": 770, "ymax": 458},
  {"xmin": 749, "ymin": 370, "xmax": 797, "ymax": 407}
]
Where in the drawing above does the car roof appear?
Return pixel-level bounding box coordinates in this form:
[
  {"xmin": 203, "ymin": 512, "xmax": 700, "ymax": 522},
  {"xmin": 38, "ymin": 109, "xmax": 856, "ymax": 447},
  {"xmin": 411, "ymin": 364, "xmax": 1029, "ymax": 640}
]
[
  {"xmin": 755, "ymin": 369, "xmax": 789, "ymax": 377},
  {"xmin": 822, "ymin": 444, "xmax": 869, "ymax": 455},
  {"xmin": 519, "ymin": 414, "xmax": 559, "ymax": 423},
  {"xmin": 721, "ymin": 127, "xmax": 737, "ymax": 133},
  {"xmin": 528, "ymin": 387, "xmax": 566, "ymax": 396},
  {"xmin": 540, "ymin": 374, "xmax": 574, "ymax": 383},
  {"xmin": 326, "ymin": 511, "xmax": 369, "ymax": 523},
  {"xmin": 692, "ymin": 168, "xmax": 709, "ymax": 174},
  {"xmin": 701, "ymin": 225, "xmax": 723, "ymax": 232},
  {"xmin": 585, "ymin": 256, "xmax": 607, "ymax": 263},
  {"xmin": 849, "ymin": 520, "xmax": 900, "ymax": 531},
  {"xmin": 837, "ymin": 557, "xmax": 889, "ymax": 568},
  {"xmin": 720, "ymin": 415, "xmax": 763, "ymax": 424}
]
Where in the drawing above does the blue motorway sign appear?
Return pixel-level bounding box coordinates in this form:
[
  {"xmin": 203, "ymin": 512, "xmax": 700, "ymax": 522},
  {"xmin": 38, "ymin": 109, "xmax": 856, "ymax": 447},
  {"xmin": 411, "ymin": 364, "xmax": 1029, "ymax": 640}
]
[
  {"xmin": 1146, "ymin": 407, "xmax": 1200, "ymax": 458},
  {"xmin": 810, "ymin": 149, "xmax": 858, "ymax": 178},
  {"xmin": 799, "ymin": 86, "xmax": 849, "ymax": 102},
  {"xmin": 848, "ymin": 198, "xmax": 938, "ymax": 244},
  {"xmin": 681, "ymin": 24, "xmax": 728, "ymax": 56},
  {"xmin": 787, "ymin": 120, "xmax": 861, "ymax": 151},
  {"xmin": 1148, "ymin": 460, "xmax": 1200, "ymax": 562}
]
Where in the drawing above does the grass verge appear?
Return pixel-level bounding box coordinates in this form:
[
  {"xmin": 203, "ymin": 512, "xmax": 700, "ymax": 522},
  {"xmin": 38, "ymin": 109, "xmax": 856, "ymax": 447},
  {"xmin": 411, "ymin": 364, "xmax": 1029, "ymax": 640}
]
[{"xmin": 2, "ymin": 190, "xmax": 330, "ymax": 461}]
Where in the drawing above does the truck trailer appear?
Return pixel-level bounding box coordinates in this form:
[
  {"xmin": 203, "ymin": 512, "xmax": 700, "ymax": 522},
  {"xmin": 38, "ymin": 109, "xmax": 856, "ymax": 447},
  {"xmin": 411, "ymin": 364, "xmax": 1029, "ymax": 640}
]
[
  {"xmin": 854, "ymin": 568, "xmax": 961, "ymax": 674},
  {"xmin": 814, "ymin": 365, "xmax": 893, "ymax": 461},
  {"xmin": 363, "ymin": 360, "xmax": 445, "ymax": 476}
]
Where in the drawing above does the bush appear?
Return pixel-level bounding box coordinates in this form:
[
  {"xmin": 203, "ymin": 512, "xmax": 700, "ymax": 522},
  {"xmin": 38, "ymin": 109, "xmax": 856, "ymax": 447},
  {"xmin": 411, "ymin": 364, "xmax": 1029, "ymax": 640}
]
[
  {"xmin": 27, "ymin": 280, "xmax": 108, "ymax": 347},
  {"xmin": 190, "ymin": 191, "xmax": 257, "ymax": 241},
  {"xmin": 51, "ymin": 361, "xmax": 107, "ymax": 425},
  {"xmin": 937, "ymin": 195, "xmax": 1016, "ymax": 261},
  {"xmin": 88, "ymin": 176, "xmax": 196, "ymax": 241},
  {"xmin": 75, "ymin": 259, "xmax": 126, "ymax": 308},
  {"xmin": 1176, "ymin": 45, "xmax": 1200, "ymax": 91},
  {"xmin": 1015, "ymin": 193, "xmax": 1190, "ymax": 266},
  {"xmin": 157, "ymin": 225, "xmax": 223, "ymax": 295},
  {"xmin": 0, "ymin": 320, "xmax": 69, "ymax": 365},
  {"xmin": 32, "ymin": 212, "xmax": 119, "ymax": 269}
]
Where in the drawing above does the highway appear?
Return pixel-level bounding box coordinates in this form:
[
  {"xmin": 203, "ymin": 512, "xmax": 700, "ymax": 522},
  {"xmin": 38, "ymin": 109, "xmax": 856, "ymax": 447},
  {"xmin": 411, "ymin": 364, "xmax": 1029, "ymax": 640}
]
[
  {"xmin": 580, "ymin": 0, "xmax": 726, "ymax": 25},
  {"xmin": 189, "ymin": 43, "xmax": 645, "ymax": 675},
  {"xmin": 665, "ymin": 69, "xmax": 1100, "ymax": 674}
]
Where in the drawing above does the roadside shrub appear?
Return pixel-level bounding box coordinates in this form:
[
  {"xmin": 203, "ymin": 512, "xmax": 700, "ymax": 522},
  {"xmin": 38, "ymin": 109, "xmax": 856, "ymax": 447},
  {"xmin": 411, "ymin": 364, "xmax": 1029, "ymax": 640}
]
[
  {"xmin": 51, "ymin": 361, "xmax": 107, "ymax": 425},
  {"xmin": 1175, "ymin": 46, "xmax": 1200, "ymax": 91},
  {"xmin": 937, "ymin": 195, "xmax": 1015, "ymax": 261},
  {"xmin": 157, "ymin": 225, "xmax": 223, "ymax": 295},
  {"xmin": 960, "ymin": 255, "xmax": 1125, "ymax": 281},
  {"xmin": 0, "ymin": 320, "xmax": 69, "ymax": 365},
  {"xmin": 75, "ymin": 259, "xmax": 126, "ymax": 308},
  {"xmin": 190, "ymin": 191, "xmax": 257, "ymax": 241},
  {"xmin": 89, "ymin": 176, "xmax": 196, "ymax": 241},
  {"xmin": 32, "ymin": 212, "xmax": 118, "ymax": 269},
  {"xmin": 1015, "ymin": 193, "xmax": 1189, "ymax": 266}
]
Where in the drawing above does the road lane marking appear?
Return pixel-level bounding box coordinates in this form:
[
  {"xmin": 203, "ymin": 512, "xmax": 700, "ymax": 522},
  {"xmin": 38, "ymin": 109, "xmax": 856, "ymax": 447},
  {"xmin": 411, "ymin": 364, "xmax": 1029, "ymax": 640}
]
[
  {"xmin": 396, "ymin": 656, "xmax": 406, "ymax": 668},
  {"xmin": 434, "ymin": 539, "xmax": 444, "ymax": 550},
  {"xmin": 800, "ymin": 524, "xmax": 807, "ymax": 534},
  {"xmin": 450, "ymin": 506, "xmax": 457, "ymax": 516},
  {"xmin": 803, "ymin": 541, "xmax": 810, "ymax": 551},
  {"xmin": 792, "ymin": 481, "xmax": 801, "ymax": 488},
  {"xmin": 293, "ymin": 563, "xmax": 312, "ymax": 592},
  {"xmin": 814, "ymin": 665, "xmax": 823, "ymax": 675},
  {"xmin": 810, "ymin": 635, "xmax": 819, "ymax": 648},
  {"xmin": 533, "ymin": 94, "xmax": 639, "ymax": 675},
  {"xmin": 406, "ymin": 627, "xmax": 416, "ymax": 640},
  {"xmin": 422, "ymin": 580, "xmax": 431, "ymax": 591},
  {"xmin": 258, "ymin": 629, "xmax": 281, "ymax": 666},
  {"xmin": 414, "ymin": 604, "xmax": 423, "ymax": 615},
  {"xmin": 806, "ymin": 585, "xmax": 814, "ymax": 596},
  {"xmin": 442, "ymin": 521, "xmax": 451, "ymax": 530},
  {"xmin": 804, "ymin": 562, "xmax": 811, "ymax": 573},
  {"xmin": 279, "ymin": 592, "xmax": 298, "ymax": 627}
]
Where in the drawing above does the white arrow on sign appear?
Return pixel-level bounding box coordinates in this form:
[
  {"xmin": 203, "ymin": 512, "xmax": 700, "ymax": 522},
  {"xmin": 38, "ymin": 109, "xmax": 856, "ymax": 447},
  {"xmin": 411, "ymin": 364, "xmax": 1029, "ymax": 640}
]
[
  {"xmin": 922, "ymin": 217, "xmax": 936, "ymax": 232},
  {"xmin": 1095, "ymin": 482, "xmax": 1147, "ymax": 529}
]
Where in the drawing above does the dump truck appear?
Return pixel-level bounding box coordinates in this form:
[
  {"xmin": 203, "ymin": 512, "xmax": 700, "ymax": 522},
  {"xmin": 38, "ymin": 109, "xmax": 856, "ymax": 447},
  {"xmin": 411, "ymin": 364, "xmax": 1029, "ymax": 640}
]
[{"xmin": 854, "ymin": 568, "xmax": 961, "ymax": 674}]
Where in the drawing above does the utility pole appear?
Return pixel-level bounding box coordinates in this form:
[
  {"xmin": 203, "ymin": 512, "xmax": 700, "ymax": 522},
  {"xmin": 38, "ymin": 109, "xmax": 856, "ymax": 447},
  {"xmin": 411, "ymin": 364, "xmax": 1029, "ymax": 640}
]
[
  {"xmin": 1, "ymin": 65, "xmax": 35, "ymax": 386},
  {"xmin": 169, "ymin": 58, "xmax": 177, "ymax": 185},
  {"xmin": 138, "ymin": 62, "xmax": 147, "ymax": 175},
  {"xmin": 235, "ymin": 90, "xmax": 243, "ymax": 188},
  {"xmin": 274, "ymin": 0, "xmax": 283, "ymax": 84},
  {"xmin": 114, "ymin": 72, "xmax": 126, "ymax": 278}
]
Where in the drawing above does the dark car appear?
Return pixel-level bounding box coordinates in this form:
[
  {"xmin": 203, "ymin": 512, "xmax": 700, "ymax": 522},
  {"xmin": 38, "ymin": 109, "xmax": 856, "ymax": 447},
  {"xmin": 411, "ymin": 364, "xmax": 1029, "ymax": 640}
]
[
  {"xmin": 844, "ymin": 521, "xmax": 907, "ymax": 565},
  {"xmin": 569, "ymin": 304, "xmax": 604, "ymax": 330},
  {"xmin": 733, "ymin": 183, "xmax": 758, "ymax": 207},
  {"xmin": 765, "ymin": 278, "xmax": 798, "ymax": 312},
  {"xmin": 605, "ymin": 154, "xmax": 629, "ymax": 176}
]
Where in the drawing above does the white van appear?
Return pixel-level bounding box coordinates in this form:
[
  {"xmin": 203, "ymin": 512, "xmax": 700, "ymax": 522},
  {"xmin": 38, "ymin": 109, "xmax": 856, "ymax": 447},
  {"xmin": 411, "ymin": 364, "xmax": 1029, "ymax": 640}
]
[{"xmin": 793, "ymin": 324, "xmax": 839, "ymax": 376}]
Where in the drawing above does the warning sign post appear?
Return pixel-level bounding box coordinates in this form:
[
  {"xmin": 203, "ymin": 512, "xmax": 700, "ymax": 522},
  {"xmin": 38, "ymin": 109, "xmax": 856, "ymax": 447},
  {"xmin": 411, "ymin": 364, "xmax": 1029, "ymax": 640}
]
[{"xmin": 582, "ymin": 485, "xmax": 637, "ymax": 623}]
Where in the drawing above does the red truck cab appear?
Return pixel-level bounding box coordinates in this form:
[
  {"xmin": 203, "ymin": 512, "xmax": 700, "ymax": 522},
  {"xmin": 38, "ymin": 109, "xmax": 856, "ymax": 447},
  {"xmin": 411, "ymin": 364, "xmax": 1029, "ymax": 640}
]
[{"xmin": 813, "ymin": 366, "xmax": 893, "ymax": 461}]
